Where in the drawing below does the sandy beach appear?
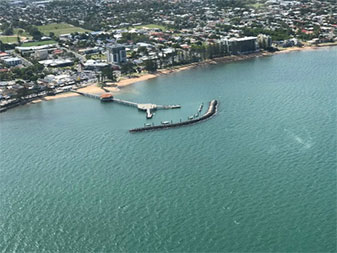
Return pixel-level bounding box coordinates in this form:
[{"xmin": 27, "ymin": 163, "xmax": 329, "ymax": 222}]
[
  {"xmin": 35, "ymin": 43, "xmax": 337, "ymax": 102},
  {"xmin": 42, "ymin": 84, "xmax": 120, "ymax": 101}
]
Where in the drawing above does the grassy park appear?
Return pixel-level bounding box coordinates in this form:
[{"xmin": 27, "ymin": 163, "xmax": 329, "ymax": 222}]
[
  {"xmin": 37, "ymin": 23, "xmax": 91, "ymax": 36},
  {"xmin": 0, "ymin": 23, "xmax": 89, "ymax": 44},
  {"xmin": 131, "ymin": 24, "xmax": 167, "ymax": 31},
  {"xmin": 0, "ymin": 28, "xmax": 32, "ymax": 43},
  {"xmin": 20, "ymin": 40, "xmax": 57, "ymax": 47},
  {"xmin": 0, "ymin": 36, "xmax": 20, "ymax": 43}
]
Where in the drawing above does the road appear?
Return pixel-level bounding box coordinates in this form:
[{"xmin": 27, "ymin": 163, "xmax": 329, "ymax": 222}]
[
  {"xmin": 60, "ymin": 46, "xmax": 86, "ymax": 63},
  {"xmin": 7, "ymin": 50, "xmax": 34, "ymax": 67}
]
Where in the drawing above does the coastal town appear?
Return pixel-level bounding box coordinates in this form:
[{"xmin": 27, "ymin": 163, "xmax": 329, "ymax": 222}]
[
  {"xmin": 0, "ymin": 0, "xmax": 336, "ymax": 112},
  {"xmin": 1, "ymin": 1, "xmax": 336, "ymax": 252}
]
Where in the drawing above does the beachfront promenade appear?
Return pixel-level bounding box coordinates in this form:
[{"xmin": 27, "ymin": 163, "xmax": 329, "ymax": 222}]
[{"xmin": 71, "ymin": 90, "xmax": 181, "ymax": 119}]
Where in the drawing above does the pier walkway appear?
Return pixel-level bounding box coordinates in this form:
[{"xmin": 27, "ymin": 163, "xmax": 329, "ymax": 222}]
[
  {"xmin": 129, "ymin": 100, "xmax": 218, "ymax": 133},
  {"xmin": 72, "ymin": 90, "xmax": 100, "ymax": 100},
  {"xmin": 71, "ymin": 90, "xmax": 181, "ymax": 119}
]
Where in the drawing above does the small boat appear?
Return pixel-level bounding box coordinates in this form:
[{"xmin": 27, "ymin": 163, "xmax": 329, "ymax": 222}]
[
  {"xmin": 188, "ymin": 116, "xmax": 194, "ymax": 120},
  {"xmin": 161, "ymin": 121, "xmax": 170, "ymax": 125},
  {"xmin": 198, "ymin": 103, "xmax": 204, "ymax": 112},
  {"xmin": 144, "ymin": 123, "xmax": 152, "ymax": 127}
]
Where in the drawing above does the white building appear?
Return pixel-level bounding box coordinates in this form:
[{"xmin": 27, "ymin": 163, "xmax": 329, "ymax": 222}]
[
  {"xmin": 221, "ymin": 37, "xmax": 258, "ymax": 54},
  {"xmin": 16, "ymin": 44, "xmax": 56, "ymax": 54},
  {"xmin": 83, "ymin": 60, "xmax": 109, "ymax": 70},
  {"xmin": 3, "ymin": 57, "xmax": 22, "ymax": 67},
  {"xmin": 257, "ymin": 34, "xmax": 272, "ymax": 49},
  {"xmin": 106, "ymin": 44, "xmax": 126, "ymax": 64},
  {"xmin": 44, "ymin": 74, "xmax": 72, "ymax": 86},
  {"xmin": 38, "ymin": 59, "xmax": 73, "ymax": 67},
  {"xmin": 34, "ymin": 49, "xmax": 49, "ymax": 60}
]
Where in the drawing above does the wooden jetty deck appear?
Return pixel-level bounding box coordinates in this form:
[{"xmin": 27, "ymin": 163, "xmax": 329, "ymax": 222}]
[
  {"xmin": 129, "ymin": 100, "xmax": 218, "ymax": 133},
  {"xmin": 113, "ymin": 98, "xmax": 138, "ymax": 107},
  {"xmin": 72, "ymin": 90, "xmax": 100, "ymax": 100},
  {"xmin": 71, "ymin": 90, "xmax": 181, "ymax": 119}
]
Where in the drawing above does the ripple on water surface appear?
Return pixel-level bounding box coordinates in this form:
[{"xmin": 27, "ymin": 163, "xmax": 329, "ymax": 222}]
[{"xmin": 0, "ymin": 47, "xmax": 336, "ymax": 252}]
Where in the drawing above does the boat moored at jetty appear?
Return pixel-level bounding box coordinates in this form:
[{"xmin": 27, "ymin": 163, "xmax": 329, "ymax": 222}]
[
  {"xmin": 198, "ymin": 103, "xmax": 203, "ymax": 113},
  {"xmin": 130, "ymin": 99, "xmax": 218, "ymax": 133}
]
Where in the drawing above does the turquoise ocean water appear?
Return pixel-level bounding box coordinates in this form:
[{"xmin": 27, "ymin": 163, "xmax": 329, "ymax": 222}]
[{"xmin": 0, "ymin": 47, "xmax": 336, "ymax": 252}]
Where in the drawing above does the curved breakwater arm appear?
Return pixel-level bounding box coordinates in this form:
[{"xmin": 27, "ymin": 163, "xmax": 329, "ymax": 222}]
[{"xmin": 129, "ymin": 100, "xmax": 218, "ymax": 133}]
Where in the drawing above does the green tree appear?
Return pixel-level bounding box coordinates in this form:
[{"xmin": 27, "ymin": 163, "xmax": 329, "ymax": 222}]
[
  {"xmin": 144, "ymin": 60, "xmax": 157, "ymax": 72},
  {"xmin": 18, "ymin": 29, "xmax": 23, "ymax": 35},
  {"xmin": 121, "ymin": 62, "xmax": 135, "ymax": 75},
  {"xmin": 16, "ymin": 86, "xmax": 30, "ymax": 99},
  {"xmin": 0, "ymin": 41, "xmax": 5, "ymax": 52},
  {"xmin": 27, "ymin": 27, "xmax": 43, "ymax": 41},
  {"xmin": 138, "ymin": 46, "xmax": 148, "ymax": 55},
  {"xmin": 101, "ymin": 67, "xmax": 116, "ymax": 81},
  {"xmin": 4, "ymin": 27, "xmax": 13, "ymax": 36}
]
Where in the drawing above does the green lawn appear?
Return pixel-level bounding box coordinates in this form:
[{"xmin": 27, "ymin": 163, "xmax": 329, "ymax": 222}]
[
  {"xmin": 21, "ymin": 40, "xmax": 57, "ymax": 47},
  {"xmin": 131, "ymin": 24, "xmax": 167, "ymax": 31},
  {"xmin": 90, "ymin": 54, "xmax": 107, "ymax": 61},
  {"xmin": 248, "ymin": 2, "xmax": 265, "ymax": 9},
  {"xmin": 37, "ymin": 23, "xmax": 91, "ymax": 36},
  {"xmin": 0, "ymin": 28, "xmax": 32, "ymax": 44},
  {"xmin": 0, "ymin": 36, "xmax": 20, "ymax": 43},
  {"xmin": 13, "ymin": 28, "xmax": 30, "ymax": 37}
]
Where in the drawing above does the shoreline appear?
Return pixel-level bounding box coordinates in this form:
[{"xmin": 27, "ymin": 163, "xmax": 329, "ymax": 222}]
[
  {"xmin": 2, "ymin": 43, "xmax": 336, "ymax": 110},
  {"xmin": 51, "ymin": 43, "xmax": 336, "ymax": 100}
]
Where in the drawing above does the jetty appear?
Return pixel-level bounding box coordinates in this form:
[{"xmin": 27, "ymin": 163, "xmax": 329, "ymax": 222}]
[
  {"xmin": 72, "ymin": 90, "xmax": 100, "ymax": 100},
  {"xmin": 71, "ymin": 90, "xmax": 181, "ymax": 119},
  {"xmin": 129, "ymin": 99, "xmax": 218, "ymax": 133}
]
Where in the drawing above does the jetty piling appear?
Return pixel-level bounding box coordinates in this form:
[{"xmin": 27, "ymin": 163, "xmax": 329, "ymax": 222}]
[{"xmin": 71, "ymin": 90, "xmax": 100, "ymax": 100}]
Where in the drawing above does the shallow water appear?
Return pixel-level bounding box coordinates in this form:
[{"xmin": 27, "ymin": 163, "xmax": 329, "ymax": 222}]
[{"xmin": 0, "ymin": 47, "xmax": 336, "ymax": 252}]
